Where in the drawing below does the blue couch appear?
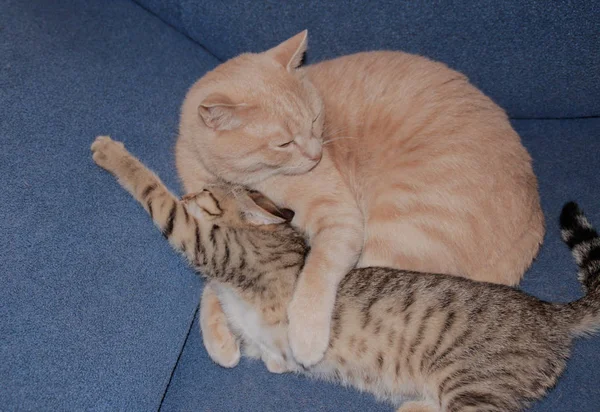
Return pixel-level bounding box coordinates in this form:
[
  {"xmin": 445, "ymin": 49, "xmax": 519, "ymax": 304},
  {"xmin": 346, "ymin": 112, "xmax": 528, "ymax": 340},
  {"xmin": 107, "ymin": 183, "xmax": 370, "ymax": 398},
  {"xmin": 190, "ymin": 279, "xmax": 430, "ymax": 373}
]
[{"xmin": 2, "ymin": 0, "xmax": 599, "ymax": 410}]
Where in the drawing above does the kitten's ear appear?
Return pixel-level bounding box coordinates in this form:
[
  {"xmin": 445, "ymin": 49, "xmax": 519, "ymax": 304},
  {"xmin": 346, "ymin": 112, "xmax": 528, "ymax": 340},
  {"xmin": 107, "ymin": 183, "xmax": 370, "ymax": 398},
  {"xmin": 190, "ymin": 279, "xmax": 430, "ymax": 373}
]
[
  {"xmin": 182, "ymin": 190, "xmax": 223, "ymax": 217},
  {"xmin": 198, "ymin": 93, "xmax": 246, "ymax": 131},
  {"xmin": 248, "ymin": 191, "xmax": 295, "ymax": 222},
  {"xmin": 238, "ymin": 191, "xmax": 289, "ymax": 226},
  {"xmin": 243, "ymin": 208, "xmax": 286, "ymax": 226},
  {"xmin": 266, "ymin": 30, "xmax": 308, "ymax": 72}
]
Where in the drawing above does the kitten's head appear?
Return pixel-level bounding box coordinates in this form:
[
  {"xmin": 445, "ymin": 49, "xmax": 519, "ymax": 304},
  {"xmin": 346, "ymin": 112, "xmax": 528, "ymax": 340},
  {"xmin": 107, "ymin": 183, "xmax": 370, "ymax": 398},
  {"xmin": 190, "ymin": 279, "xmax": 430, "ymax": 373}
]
[
  {"xmin": 181, "ymin": 185, "xmax": 295, "ymax": 229},
  {"xmin": 180, "ymin": 31, "xmax": 325, "ymax": 185}
]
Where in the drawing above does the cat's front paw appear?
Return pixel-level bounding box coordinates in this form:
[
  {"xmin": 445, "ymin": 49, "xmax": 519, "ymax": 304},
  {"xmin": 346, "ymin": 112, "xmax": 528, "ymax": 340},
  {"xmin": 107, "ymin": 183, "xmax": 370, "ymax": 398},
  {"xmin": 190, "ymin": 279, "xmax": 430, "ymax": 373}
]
[
  {"xmin": 287, "ymin": 291, "xmax": 332, "ymax": 368},
  {"xmin": 91, "ymin": 135, "xmax": 127, "ymax": 172}
]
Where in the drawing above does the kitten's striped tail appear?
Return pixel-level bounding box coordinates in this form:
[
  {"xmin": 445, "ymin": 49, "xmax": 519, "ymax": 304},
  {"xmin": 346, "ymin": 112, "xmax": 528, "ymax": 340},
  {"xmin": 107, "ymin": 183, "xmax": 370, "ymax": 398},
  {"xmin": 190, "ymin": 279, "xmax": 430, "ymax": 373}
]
[{"xmin": 560, "ymin": 202, "xmax": 600, "ymax": 336}]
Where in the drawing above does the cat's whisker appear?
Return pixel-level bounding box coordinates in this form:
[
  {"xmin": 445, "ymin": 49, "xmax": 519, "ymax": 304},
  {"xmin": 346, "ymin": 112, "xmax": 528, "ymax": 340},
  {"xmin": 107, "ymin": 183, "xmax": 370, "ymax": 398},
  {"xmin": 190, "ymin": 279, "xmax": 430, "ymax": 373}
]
[
  {"xmin": 322, "ymin": 136, "xmax": 357, "ymax": 146},
  {"xmin": 320, "ymin": 126, "xmax": 349, "ymax": 140}
]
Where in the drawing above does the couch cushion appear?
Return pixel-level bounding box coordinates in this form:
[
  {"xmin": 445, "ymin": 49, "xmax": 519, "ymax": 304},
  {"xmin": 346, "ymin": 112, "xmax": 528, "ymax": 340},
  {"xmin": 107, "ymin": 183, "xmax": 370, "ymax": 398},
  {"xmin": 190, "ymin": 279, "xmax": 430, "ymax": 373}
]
[
  {"xmin": 161, "ymin": 118, "xmax": 600, "ymax": 412},
  {"xmin": 0, "ymin": 0, "xmax": 216, "ymax": 409},
  {"xmin": 134, "ymin": 0, "xmax": 599, "ymax": 119}
]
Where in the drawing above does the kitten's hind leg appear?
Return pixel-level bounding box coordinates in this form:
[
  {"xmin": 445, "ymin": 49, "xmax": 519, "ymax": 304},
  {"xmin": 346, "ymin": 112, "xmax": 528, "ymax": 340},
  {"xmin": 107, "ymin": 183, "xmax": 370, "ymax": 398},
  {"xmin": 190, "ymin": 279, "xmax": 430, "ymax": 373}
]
[
  {"xmin": 200, "ymin": 283, "xmax": 241, "ymax": 368},
  {"xmin": 397, "ymin": 400, "xmax": 439, "ymax": 412}
]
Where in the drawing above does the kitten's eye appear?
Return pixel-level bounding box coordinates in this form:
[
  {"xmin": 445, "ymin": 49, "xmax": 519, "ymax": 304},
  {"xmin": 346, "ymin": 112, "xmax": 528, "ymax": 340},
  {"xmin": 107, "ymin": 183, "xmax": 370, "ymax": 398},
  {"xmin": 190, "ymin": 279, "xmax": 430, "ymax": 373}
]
[{"xmin": 278, "ymin": 141, "xmax": 294, "ymax": 148}]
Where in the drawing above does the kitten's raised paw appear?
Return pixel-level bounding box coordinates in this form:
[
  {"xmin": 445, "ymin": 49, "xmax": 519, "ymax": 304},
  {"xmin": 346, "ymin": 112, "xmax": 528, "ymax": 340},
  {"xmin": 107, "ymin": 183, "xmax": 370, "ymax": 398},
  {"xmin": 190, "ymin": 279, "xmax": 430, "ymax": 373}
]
[{"xmin": 91, "ymin": 135, "xmax": 127, "ymax": 172}]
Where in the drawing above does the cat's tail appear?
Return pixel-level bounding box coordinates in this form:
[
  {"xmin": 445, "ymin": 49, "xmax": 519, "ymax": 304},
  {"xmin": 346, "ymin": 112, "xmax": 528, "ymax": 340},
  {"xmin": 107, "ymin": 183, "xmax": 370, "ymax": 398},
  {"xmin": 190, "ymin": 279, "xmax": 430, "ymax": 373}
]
[{"xmin": 559, "ymin": 202, "xmax": 600, "ymax": 336}]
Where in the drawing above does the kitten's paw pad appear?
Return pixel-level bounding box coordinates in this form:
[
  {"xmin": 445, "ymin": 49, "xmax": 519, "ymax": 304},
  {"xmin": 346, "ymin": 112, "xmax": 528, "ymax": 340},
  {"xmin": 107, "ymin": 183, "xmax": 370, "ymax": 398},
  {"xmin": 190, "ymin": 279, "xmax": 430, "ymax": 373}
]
[
  {"xmin": 91, "ymin": 136, "xmax": 127, "ymax": 171},
  {"xmin": 202, "ymin": 322, "xmax": 241, "ymax": 368},
  {"xmin": 288, "ymin": 298, "xmax": 331, "ymax": 367}
]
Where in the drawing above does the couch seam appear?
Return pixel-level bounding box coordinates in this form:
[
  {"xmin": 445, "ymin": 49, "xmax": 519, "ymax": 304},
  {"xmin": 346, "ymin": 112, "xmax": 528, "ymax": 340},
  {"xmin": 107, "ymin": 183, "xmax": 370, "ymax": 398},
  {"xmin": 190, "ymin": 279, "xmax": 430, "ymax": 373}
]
[
  {"xmin": 130, "ymin": 2, "xmax": 599, "ymax": 120},
  {"xmin": 157, "ymin": 303, "xmax": 200, "ymax": 412},
  {"xmin": 130, "ymin": 0, "xmax": 224, "ymax": 63}
]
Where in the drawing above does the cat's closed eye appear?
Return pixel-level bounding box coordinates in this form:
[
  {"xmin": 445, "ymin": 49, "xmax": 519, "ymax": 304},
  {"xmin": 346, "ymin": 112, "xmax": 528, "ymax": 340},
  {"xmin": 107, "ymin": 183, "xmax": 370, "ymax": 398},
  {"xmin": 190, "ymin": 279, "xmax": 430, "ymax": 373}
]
[{"xmin": 278, "ymin": 141, "xmax": 294, "ymax": 148}]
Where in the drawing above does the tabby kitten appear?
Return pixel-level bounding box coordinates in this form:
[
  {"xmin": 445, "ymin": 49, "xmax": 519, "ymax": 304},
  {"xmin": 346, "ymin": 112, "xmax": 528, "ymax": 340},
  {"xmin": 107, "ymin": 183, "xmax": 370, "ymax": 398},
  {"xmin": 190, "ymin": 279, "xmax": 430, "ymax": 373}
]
[{"xmin": 92, "ymin": 136, "xmax": 599, "ymax": 412}]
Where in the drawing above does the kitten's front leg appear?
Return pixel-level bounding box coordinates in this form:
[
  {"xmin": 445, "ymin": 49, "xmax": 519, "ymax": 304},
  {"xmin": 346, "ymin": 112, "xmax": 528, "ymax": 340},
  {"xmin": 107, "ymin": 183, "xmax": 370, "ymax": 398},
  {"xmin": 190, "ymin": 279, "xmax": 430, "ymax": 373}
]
[
  {"xmin": 200, "ymin": 284, "xmax": 241, "ymax": 368},
  {"xmin": 288, "ymin": 223, "xmax": 363, "ymax": 367}
]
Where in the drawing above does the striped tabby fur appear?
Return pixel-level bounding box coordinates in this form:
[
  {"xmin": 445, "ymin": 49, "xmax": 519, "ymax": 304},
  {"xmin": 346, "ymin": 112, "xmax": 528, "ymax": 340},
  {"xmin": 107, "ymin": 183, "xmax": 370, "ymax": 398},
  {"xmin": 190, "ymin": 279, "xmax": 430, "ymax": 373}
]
[{"xmin": 92, "ymin": 136, "xmax": 600, "ymax": 412}]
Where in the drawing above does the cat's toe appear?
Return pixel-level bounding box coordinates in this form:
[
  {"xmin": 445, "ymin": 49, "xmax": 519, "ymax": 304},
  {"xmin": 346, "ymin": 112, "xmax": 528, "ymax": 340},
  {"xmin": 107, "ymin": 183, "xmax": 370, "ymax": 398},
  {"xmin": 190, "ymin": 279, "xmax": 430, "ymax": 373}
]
[
  {"xmin": 92, "ymin": 150, "xmax": 107, "ymax": 166},
  {"xmin": 91, "ymin": 136, "xmax": 128, "ymax": 170},
  {"xmin": 91, "ymin": 135, "xmax": 113, "ymax": 152},
  {"xmin": 263, "ymin": 356, "xmax": 289, "ymax": 374}
]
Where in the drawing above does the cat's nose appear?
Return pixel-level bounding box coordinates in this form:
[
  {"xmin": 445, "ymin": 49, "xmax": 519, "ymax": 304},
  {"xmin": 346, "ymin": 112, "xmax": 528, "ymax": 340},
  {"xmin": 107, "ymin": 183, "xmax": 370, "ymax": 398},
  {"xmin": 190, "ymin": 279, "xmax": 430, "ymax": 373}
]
[{"xmin": 308, "ymin": 150, "xmax": 322, "ymax": 162}]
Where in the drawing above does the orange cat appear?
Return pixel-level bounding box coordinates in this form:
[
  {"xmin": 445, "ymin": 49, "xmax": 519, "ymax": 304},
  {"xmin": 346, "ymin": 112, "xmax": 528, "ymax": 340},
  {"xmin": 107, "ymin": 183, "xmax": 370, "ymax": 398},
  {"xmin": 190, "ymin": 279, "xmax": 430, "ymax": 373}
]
[{"xmin": 175, "ymin": 31, "xmax": 545, "ymax": 368}]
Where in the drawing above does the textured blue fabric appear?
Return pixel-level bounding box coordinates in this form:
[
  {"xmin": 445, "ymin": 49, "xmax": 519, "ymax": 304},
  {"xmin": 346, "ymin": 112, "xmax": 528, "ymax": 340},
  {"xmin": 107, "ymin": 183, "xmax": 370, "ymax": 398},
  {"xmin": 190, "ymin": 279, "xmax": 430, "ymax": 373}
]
[
  {"xmin": 3, "ymin": 0, "xmax": 600, "ymax": 411},
  {"xmin": 0, "ymin": 0, "xmax": 217, "ymax": 409},
  {"xmin": 162, "ymin": 118, "xmax": 600, "ymax": 411},
  {"xmin": 134, "ymin": 0, "xmax": 600, "ymax": 119}
]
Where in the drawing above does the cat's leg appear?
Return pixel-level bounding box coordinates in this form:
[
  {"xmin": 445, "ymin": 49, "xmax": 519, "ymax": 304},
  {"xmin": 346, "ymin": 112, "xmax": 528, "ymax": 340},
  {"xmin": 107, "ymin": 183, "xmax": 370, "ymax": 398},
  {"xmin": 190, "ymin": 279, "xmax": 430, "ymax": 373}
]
[
  {"xmin": 199, "ymin": 283, "xmax": 240, "ymax": 368},
  {"xmin": 396, "ymin": 400, "xmax": 439, "ymax": 412},
  {"xmin": 287, "ymin": 203, "xmax": 364, "ymax": 367}
]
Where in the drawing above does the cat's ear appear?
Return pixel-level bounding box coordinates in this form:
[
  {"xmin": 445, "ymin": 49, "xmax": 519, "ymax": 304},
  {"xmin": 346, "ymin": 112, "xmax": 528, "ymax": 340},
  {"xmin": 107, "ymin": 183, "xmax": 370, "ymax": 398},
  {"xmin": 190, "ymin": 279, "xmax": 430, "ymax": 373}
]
[
  {"xmin": 266, "ymin": 30, "xmax": 308, "ymax": 72},
  {"xmin": 238, "ymin": 191, "xmax": 290, "ymax": 226},
  {"xmin": 198, "ymin": 93, "xmax": 246, "ymax": 131},
  {"xmin": 182, "ymin": 190, "xmax": 223, "ymax": 217}
]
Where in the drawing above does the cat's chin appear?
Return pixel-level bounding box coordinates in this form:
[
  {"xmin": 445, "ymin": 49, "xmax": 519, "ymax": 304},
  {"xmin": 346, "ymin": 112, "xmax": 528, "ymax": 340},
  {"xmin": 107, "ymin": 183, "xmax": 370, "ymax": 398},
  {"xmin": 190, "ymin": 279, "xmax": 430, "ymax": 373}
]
[{"xmin": 281, "ymin": 160, "xmax": 321, "ymax": 176}]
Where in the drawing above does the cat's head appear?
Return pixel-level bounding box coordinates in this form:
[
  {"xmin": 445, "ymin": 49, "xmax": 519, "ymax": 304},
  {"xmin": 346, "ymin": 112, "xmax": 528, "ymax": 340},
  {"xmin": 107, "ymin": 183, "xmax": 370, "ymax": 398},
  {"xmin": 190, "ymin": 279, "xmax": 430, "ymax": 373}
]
[
  {"xmin": 180, "ymin": 31, "xmax": 325, "ymax": 185},
  {"xmin": 181, "ymin": 185, "xmax": 295, "ymax": 229}
]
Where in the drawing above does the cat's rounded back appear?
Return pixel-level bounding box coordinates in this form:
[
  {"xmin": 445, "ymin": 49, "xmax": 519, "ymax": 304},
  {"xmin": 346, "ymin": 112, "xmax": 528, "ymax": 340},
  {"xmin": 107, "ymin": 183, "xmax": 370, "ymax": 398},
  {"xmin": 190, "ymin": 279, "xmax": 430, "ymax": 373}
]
[
  {"xmin": 175, "ymin": 49, "xmax": 544, "ymax": 284},
  {"xmin": 305, "ymin": 51, "xmax": 544, "ymax": 281}
]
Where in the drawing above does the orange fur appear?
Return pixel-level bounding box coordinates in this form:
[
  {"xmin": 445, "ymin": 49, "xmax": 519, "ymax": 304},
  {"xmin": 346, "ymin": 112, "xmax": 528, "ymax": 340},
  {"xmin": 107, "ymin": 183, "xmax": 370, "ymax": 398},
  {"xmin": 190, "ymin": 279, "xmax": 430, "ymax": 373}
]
[{"xmin": 175, "ymin": 32, "xmax": 544, "ymax": 366}]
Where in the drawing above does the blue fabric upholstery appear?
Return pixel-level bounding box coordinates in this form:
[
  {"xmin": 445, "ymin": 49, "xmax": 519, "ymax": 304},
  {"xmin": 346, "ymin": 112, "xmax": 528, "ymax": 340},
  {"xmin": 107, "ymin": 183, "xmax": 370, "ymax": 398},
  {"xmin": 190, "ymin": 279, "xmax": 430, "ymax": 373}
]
[
  {"xmin": 134, "ymin": 0, "xmax": 600, "ymax": 119},
  {"xmin": 2, "ymin": 0, "xmax": 600, "ymax": 410},
  {"xmin": 0, "ymin": 0, "xmax": 217, "ymax": 409}
]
